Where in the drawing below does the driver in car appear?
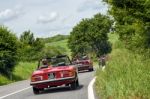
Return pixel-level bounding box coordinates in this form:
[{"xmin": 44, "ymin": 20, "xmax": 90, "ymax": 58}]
[{"xmin": 39, "ymin": 58, "xmax": 51, "ymax": 69}]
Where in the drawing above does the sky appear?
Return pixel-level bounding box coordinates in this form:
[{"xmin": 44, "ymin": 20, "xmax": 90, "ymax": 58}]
[{"xmin": 0, "ymin": 0, "xmax": 108, "ymax": 38}]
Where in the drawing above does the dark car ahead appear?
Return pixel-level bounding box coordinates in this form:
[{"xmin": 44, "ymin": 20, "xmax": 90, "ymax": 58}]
[{"xmin": 73, "ymin": 56, "xmax": 94, "ymax": 72}]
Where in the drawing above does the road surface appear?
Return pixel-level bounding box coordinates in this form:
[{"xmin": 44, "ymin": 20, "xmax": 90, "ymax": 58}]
[{"xmin": 0, "ymin": 71, "xmax": 95, "ymax": 99}]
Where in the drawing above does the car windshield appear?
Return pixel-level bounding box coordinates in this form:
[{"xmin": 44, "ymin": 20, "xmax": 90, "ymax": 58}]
[
  {"xmin": 50, "ymin": 56, "xmax": 71, "ymax": 67},
  {"xmin": 39, "ymin": 56, "xmax": 71, "ymax": 67},
  {"xmin": 78, "ymin": 56, "xmax": 89, "ymax": 60}
]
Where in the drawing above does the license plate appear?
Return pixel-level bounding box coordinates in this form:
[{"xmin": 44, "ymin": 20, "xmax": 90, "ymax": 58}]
[{"xmin": 48, "ymin": 73, "xmax": 55, "ymax": 79}]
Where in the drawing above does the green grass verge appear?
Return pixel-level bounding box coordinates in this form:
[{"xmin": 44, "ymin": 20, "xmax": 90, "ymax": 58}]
[
  {"xmin": 0, "ymin": 61, "xmax": 37, "ymax": 85},
  {"xmin": 95, "ymin": 33, "xmax": 150, "ymax": 99},
  {"xmin": 13, "ymin": 61, "xmax": 37, "ymax": 80},
  {"xmin": 0, "ymin": 75, "xmax": 12, "ymax": 85}
]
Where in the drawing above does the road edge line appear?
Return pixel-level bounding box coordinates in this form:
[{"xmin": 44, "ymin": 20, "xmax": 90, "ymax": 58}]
[
  {"xmin": 88, "ymin": 77, "xmax": 96, "ymax": 99},
  {"xmin": 0, "ymin": 86, "xmax": 32, "ymax": 99}
]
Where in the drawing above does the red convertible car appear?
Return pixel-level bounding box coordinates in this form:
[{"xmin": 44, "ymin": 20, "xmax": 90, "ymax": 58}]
[
  {"xmin": 30, "ymin": 55, "xmax": 79, "ymax": 94},
  {"xmin": 73, "ymin": 56, "xmax": 94, "ymax": 71}
]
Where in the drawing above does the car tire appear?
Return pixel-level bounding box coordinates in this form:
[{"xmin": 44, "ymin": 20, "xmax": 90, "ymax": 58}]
[
  {"xmin": 76, "ymin": 79, "xmax": 79, "ymax": 87},
  {"xmin": 65, "ymin": 84, "xmax": 70, "ymax": 87},
  {"xmin": 89, "ymin": 68, "xmax": 94, "ymax": 72},
  {"xmin": 70, "ymin": 80, "xmax": 77, "ymax": 90},
  {"xmin": 33, "ymin": 87, "xmax": 40, "ymax": 94}
]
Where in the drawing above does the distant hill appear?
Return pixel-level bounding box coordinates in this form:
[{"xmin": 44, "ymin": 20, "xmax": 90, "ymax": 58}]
[
  {"xmin": 45, "ymin": 39, "xmax": 71, "ymax": 57},
  {"xmin": 40, "ymin": 34, "xmax": 69, "ymax": 43}
]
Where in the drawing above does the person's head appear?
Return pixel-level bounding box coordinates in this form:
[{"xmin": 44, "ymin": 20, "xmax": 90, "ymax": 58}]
[{"xmin": 42, "ymin": 58, "xmax": 48, "ymax": 65}]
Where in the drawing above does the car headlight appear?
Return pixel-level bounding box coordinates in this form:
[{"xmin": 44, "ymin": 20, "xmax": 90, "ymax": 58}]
[
  {"xmin": 68, "ymin": 71, "xmax": 75, "ymax": 77},
  {"xmin": 61, "ymin": 71, "xmax": 75, "ymax": 77}
]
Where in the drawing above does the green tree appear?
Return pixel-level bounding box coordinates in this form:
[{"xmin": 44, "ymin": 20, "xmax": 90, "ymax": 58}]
[
  {"xmin": 19, "ymin": 31, "xmax": 44, "ymax": 61},
  {"xmin": 0, "ymin": 26, "xmax": 19, "ymax": 76},
  {"xmin": 29, "ymin": 38, "xmax": 45, "ymax": 60},
  {"xmin": 87, "ymin": 14, "xmax": 112, "ymax": 55},
  {"xmin": 20, "ymin": 30, "xmax": 35, "ymax": 45},
  {"xmin": 68, "ymin": 13, "xmax": 112, "ymax": 57},
  {"xmin": 103, "ymin": 0, "xmax": 150, "ymax": 52},
  {"xmin": 68, "ymin": 18, "xmax": 92, "ymax": 56}
]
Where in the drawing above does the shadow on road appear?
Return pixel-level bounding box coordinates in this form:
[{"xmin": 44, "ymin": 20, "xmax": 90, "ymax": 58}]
[{"xmin": 37, "ymin": 85, "xmax": 84, "ymax": 95}]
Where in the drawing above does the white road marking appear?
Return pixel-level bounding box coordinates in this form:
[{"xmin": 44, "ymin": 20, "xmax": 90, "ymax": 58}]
[
  {"xmin": 0, "ymin": 86, "xmax": 32, "ymax": 99},
  {"xmin": 88, "ymin": 77, "xmax": 96, "ymax": 99}
]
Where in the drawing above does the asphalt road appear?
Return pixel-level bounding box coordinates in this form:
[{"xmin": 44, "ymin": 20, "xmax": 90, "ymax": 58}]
[{"xmin": 0, "ymin": 71, "xmax": 94, "ymax": 99}]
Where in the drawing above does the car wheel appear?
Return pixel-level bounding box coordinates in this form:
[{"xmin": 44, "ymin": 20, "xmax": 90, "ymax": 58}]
[
  {"xmin": 89, "ymin": 68, "xmax": 94, "ymax": 72},
  {"xmin": 33, "ymin": 87, "xmax": 40, "ymax": 94},
  {"xmin": 76, "ymin": 79, "xmax": 79, "ymax": 87},
  {"xmin": 70, "ymin": 81, "xmax": 77, "ymax": 90},
  {"xmin": 65, "ymin": 84, "xmax": 70, "ymax": 87}
]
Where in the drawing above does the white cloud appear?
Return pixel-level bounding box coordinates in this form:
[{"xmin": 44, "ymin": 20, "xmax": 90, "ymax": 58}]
[
  {"xmin": 0, "ymin": 6, "xmax": 23, "ymax": 23},
  {"xmin": 37, "ymin": 12, "xmax": 59, "ymax": 24},
  {"xmin": 0, "ymin": 0, "xmax": 108, "ymax": 37},
  {"xmin": 77, "ymin": 0, "xmax": 107, "ymax": 13}
]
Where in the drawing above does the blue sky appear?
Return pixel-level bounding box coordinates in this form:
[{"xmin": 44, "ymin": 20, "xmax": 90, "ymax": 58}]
[{"xmin": 0, "ymin": 0, "xmax": 108, "ymax": 38}]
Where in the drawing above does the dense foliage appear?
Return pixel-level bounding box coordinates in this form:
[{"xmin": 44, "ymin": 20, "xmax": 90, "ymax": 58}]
[
  {"xmin": 19, "ymin": 30, "xmax": 44, "ymax": 61},
  {"xmin": 103, "ymin": 0, "xmax": 150, "ymax": 53},
  {"xmin": 20, "ymin": 30, "xmax": 35, "ymax": 45},
  {"xmin": 0, "ymin": 26, "xmax": 19, "ymax": 76},
  {"xmin": 68, "ymin": 13, "xmax": 112, "ymax": 57}
]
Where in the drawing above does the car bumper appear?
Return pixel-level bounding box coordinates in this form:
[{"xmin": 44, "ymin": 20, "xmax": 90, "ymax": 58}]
[
  {"xmin": 77, "ymin": 65, "xmax": 93, "ymax": 71},
  {"xmin": 30, "ymin": 76, "xmax": 76, "ymax": 85}
]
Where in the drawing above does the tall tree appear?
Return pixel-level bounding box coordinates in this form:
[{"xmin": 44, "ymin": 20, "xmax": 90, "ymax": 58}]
[
  {"xmin": 87, "ymin": 14, "xmax": 112, "ymax": 55},
  {"xmin": 20, "ymin": 30, "xmax": 35, "ymax": 45},
  {"xmin": 19, "ymin": 31, "xmax": 45, "ymax": 61},
  {"xmin": 68, "ymin": 18, "xmax": 92, "ymax": 56},
  {"xmin": 68, "ymin": 13, "xmax": 112, "ymax": 56},
  {"xmin": 103, "ymin": 0, "xmax": 150, "ymax": 52}
]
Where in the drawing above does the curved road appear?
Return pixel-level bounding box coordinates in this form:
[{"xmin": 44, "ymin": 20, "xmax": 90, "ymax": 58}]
[{"xmin": 0, "ymin": 71, "xmax": 94, "ymax": 99}]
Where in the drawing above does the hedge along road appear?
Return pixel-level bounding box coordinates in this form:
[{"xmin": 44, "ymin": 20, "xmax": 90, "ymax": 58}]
[{"xmin": 0, "ymin": 71, "xmax": 95, "ymax": 99}]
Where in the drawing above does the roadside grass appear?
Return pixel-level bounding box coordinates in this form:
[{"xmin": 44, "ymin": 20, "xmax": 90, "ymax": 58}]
[
  {"xmin": 95, "ymin": 33, "xmax": 150, "ymax": 99},
  {"xmin": 0, "ymin": 75, "xmax": 12, "ymax": 85},
  {"xmin": 0, "ymin": 61, "xmax": 37, "ymax": 85},
  {"xmin": 13, "ymin": 61, "xmax": 37, "ymax": 80}
]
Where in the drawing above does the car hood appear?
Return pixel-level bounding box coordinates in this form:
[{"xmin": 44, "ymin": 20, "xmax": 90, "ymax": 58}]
[{"xmin": 32, "ymin": 66, "xmax": 74, "ymax": 75}]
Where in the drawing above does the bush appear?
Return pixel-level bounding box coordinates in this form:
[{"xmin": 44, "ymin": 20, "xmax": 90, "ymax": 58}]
[{"xmin": 0, "ymin": 26, "xmax": 19, "ymax": 76}]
